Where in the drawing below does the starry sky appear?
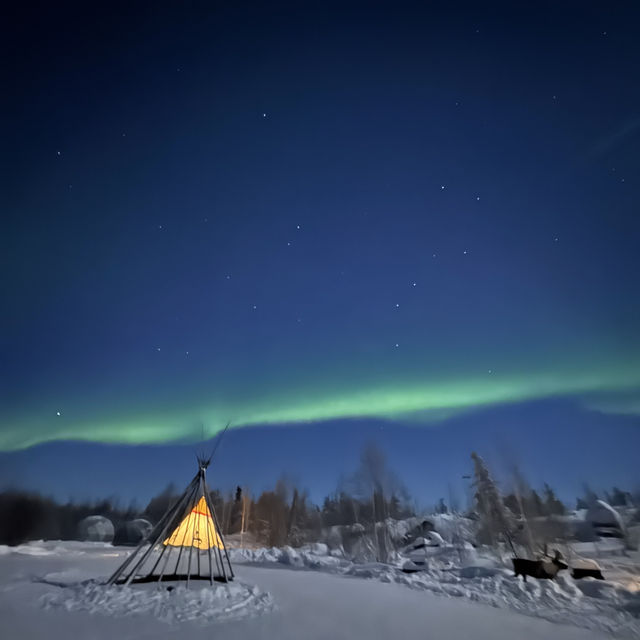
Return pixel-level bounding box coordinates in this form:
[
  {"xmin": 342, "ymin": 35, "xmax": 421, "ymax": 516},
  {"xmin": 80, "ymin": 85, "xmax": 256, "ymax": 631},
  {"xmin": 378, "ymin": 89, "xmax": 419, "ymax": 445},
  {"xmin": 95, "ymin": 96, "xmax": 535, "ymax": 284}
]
[{"xmin": 2, "ymin": 2, "xmax": 639, "ymax": 505}]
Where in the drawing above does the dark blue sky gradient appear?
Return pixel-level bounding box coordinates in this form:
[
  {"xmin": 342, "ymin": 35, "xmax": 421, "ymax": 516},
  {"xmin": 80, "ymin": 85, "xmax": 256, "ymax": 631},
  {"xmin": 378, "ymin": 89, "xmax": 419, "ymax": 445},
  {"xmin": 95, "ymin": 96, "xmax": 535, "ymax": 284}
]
[{"xmin": 2, "ymin": 2, "xmax": 639, "ymax": 505}]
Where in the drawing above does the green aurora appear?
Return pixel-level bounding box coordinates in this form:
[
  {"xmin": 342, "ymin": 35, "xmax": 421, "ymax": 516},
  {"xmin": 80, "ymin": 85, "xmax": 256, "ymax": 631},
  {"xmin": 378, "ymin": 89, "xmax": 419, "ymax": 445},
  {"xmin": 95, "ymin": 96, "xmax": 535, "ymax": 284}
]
[{"xmin": 2, "ymin": 352, "xmax": 639, "ymax": 452}]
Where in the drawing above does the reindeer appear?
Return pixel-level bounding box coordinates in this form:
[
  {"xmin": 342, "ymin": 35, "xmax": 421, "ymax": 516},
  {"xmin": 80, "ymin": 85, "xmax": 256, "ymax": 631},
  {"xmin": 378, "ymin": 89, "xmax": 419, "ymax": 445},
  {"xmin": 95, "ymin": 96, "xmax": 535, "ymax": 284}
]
[{"xmin": 512, "ymin": 550, "xmax": 568, "ymax": 582}]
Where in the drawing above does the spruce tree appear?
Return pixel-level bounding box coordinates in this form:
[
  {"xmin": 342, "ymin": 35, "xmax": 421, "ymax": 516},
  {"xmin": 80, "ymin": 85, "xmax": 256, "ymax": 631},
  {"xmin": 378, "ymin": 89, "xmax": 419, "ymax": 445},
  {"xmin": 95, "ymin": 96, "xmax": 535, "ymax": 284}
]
[
  {"xmin": 471, "ymin": 452, "xmax": 513, "ymax": 547},
  {"xmin": 543, "ymin": 483, "xmax": 565, "ymax": 515},
  {"xmin": 529, "ymin": 490, "xmax": 545, "ymax": 517}
]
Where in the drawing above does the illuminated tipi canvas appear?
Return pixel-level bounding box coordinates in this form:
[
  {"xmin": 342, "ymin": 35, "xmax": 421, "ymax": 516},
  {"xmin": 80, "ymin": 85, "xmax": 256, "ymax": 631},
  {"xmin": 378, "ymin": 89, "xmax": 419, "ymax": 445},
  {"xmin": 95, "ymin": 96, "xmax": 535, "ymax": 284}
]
[
  {"xmin": 107, "ymin": 455, "xmax": 234, "ymax": 586},
  {"xmin": 163, "ymin": 496, "xmax": 223, "ymax": 549}
]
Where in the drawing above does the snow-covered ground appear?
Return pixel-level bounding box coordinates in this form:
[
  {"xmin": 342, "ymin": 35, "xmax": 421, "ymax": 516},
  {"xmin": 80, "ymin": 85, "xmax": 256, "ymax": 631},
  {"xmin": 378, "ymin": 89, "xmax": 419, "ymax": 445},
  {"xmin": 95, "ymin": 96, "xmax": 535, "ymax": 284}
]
[
  {"xmin": 1, "ymin": 540, "xmax": 638, "ymax": 639},
  {"xmin": 228, "ymin": 542, "xmax": 640, "ymax": 637}
]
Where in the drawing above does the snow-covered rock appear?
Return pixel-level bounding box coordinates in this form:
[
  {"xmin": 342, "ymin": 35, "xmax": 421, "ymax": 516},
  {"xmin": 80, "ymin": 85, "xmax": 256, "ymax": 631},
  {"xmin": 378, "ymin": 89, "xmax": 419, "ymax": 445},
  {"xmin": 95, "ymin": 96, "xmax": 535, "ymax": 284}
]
[{"xmin": 586, "ymin": 501, "xmax": 626, "ymax": 538}]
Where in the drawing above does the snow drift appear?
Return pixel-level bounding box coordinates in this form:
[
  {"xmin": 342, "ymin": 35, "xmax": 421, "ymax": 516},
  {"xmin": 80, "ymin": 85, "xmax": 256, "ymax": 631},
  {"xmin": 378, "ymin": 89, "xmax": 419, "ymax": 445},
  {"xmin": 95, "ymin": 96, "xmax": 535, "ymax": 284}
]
[{"xmin": 40, "ymin": 579, "xmax": 274, "ymax": 624}]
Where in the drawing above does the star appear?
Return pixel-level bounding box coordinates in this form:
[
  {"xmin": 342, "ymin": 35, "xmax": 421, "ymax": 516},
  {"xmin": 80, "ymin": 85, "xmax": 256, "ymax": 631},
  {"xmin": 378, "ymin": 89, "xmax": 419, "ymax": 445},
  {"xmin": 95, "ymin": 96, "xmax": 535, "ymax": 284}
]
[
  {"xmin": 185, "ymin": 351, "xmax": 189, "ymax": 356},
  {"xmin": 262, "ymin": 113, "xmax": 267, "ymax": 118},
  {"xmin": 287, "ymin": 241, "xmax": 291, "ymax": 246},
  {"xmin": 158, "ymin": 225, "xmax": 163, "ymax": 230},
  {"xmin": 476, "ymin": 196, "xmax": 480, "ymax": 201},
  {"xmin": 56, "ymin": 411, "xmax": 61, "ymax": 416},
  {"xmin": 296, "ymin": 224, "xmax": 301, "ymax": 230},
  {"xmin": 395, "ymin": 343, "xmax": 399, "ymax": 348},
  {"xmin": 395, "ymin": 303, "xmax": 400, "ymax": 308},
  {"xmin": 463, "ymin": 250, "xmax": 468, "ymax": 255},
  {"xmin": 432, "ymin": 253, "xmax": 437, "ymax": 258},
  {"xmin": 554, "ymin": 236, "xmax": 559, "ymax": 242},
  {"xmin": 226, "ymin": 275, "xmax": 231, "ymax": 279},
  {"xmin": 56, "ymin": 151, "xmax": 61, "ymax": 156},
  {"xmin": 252, "ymin": 305, "xmax": 257, "ymax": 310},
  {"xmin": 156, "ymin": 347, "xmax": 161, "ymax": 351},
  {"xmin": 412, "ymin": 282, "xmax": 417, "ymax": 287},
  {"xmin": 440, "ymin": 185, "xmax": 445, "ymax": 190}
]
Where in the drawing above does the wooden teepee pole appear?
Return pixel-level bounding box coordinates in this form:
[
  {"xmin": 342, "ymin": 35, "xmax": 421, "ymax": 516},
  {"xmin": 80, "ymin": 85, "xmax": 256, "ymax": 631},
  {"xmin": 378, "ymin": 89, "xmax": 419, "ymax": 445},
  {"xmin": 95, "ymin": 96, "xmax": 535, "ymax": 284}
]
[{"xmin": 107, "ymin": 475, "xmax": 198, "ymax": 585}]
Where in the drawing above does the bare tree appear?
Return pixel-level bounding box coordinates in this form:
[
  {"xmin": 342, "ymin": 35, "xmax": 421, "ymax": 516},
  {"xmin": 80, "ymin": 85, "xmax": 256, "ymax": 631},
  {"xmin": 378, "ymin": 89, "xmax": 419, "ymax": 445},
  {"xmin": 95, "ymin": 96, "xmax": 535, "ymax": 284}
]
[{"xmin": 344, "ymin": 442, "xmax": 411, "ymax": 561}]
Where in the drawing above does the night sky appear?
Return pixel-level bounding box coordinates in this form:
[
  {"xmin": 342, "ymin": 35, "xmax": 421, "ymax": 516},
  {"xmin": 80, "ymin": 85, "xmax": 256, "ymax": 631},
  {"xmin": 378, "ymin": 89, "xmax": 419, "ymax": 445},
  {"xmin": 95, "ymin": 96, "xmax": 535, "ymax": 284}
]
[{"xmin": 2, "ymin": 2, "xmax": 639, "ymax": 506}]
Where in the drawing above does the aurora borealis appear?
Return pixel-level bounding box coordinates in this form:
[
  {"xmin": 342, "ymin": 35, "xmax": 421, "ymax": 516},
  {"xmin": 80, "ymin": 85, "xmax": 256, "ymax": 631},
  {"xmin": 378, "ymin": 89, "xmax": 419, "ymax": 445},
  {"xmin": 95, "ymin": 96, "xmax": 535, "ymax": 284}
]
[
  {"xmin": 2, "ymin": 2, "xmax": 639, "ymax": 501},
  {"xmin": 2, "ymin": 355, "xmax": 640, "ymax": 452}
]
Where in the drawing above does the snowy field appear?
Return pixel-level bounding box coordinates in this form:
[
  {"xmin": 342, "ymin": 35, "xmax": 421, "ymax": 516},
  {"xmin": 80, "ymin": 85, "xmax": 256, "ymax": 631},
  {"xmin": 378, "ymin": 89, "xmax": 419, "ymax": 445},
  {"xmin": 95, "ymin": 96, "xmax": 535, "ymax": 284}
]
[{"xmin": 1, "ymin": 540, "xmax": 639, "ymax": 639}]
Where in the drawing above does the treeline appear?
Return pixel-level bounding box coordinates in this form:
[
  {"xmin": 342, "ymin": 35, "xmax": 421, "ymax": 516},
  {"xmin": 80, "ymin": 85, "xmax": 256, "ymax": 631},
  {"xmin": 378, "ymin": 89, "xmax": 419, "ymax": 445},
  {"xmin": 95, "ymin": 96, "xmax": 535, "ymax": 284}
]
[
  {"xmin": 0, "ymin": 491, "xmax": 138, "ymax": 546},
  {"xmin": 576, "ymin": 484, "xmax": 636, "ymax": 510},
  {"xmin": 2, "ymin": 444, "xmax": 638, "ymax": 549},
  {"xmin": 469, "ymin": 452, "xmax": 640, "ymax": 552},
  {"xmin": 0, "ymin": 443, "xmax": 414, "ymax": 547},
  {"xmin": 142, "ymin": 478, "xmax": 321, "ymax": 548},
  {"xmin": 148, "ymin": 443, "xmax": 415, "ymax": 548}
]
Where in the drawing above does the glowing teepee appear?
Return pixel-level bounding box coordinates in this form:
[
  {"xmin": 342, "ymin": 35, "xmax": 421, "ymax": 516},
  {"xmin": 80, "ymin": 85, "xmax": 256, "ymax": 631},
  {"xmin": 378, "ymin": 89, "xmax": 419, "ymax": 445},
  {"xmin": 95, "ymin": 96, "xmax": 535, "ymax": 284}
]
[
  {"xmin": 107, "ymin": 455, "xmax": 234, "ymax": 586},
  {"xmin": 164, "ymin": 496, "xmax": 224, "ymax": 550}
]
